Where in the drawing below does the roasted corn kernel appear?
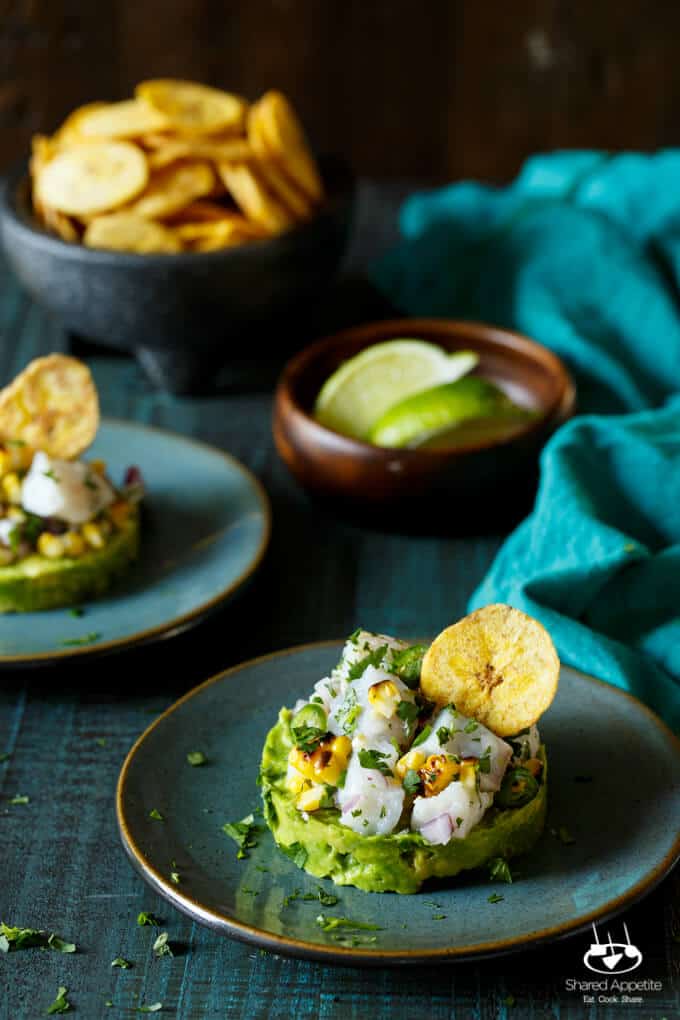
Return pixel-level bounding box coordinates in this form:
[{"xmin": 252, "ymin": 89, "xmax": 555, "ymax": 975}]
[
  {"xmin": 288, "ymin": 734, "xmax": 351, "ymax": 786},
  {"xmin": 419, "ymin": 753, "xmax": 462, "ymax": 797},
  {"xmin": 2, "ymin": 472, "xmax": 22, "ymax": 504},
  {"xmin": 524, "ymin": 757, "xmax": 543, "ymax": 778},
  {"xmin": 63, "ymin": 530, "xmax": 86, "ymax": 557},
  {"xmin": 296, "ymin": 785, "xmax": 326, "ymax": 812},
  {"xmin": 0, "ymin": 448, "xmax": 11, "ymax": 478},
  {"xmin": 82, "ymin": 521, "xmax": 105, "ymax": 549},
  {"xmin": 367, "ymin": 678, "xmax": 400, "ymax": 717},
  {"xmin": 395, "ymin": 747, "xmax": 426, "ymax": 779},
  {"xmin": 7, "ymin": 442, "xmax": 32, "ymax": 472},
  {"xmin": 6, "ymin": 506, "xmax": 26, "ymax": 522},
  {"xmin": 37, "ymin": 532, "xmax": 65, "ymax": 559},
  {"xmin": 89, "ymin": 459, "xmax": 107, "ymax": 476}
]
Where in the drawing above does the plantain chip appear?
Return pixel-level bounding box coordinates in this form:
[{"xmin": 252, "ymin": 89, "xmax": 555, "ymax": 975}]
[
  {"xmin": 249, "ymin": 90, "xmax": 323, "ymax": 203},
  {"xmin": 54, "ymin": 102, "xmax": 113, "ymax": 146},
  {"xmin": 76, "ymin": 99, "xmax": 169, "ymax": 140},
  {"xmin": 0, "ymin": 355, "xmax": 99, "ymax": 459},
  {"xmin": 126, "ymin": 160, "xmax": 215, "ymax": 220},
  {"xmin": 217, "ymin": 162, "xmax": 292, "ymax": 233},
  {"xmin": 147, "ymin": 136, "xmax": 253, "ymax": 171},
  {"xmin": 420, "ymin": 604, "xmax": 560, "ymax": 737},
  {"xmin": 166, "ymin": 199, "xmax": 241, "ymax": 224},
  {"xmin": 35, "ymin": 141, "xmax": 148, "ymax": 217},
  {"xmin": 84, "ymin": 212, "xmax": 181, "ymax": 253},
  {"xmin": 42, "ymin": 204, "xmax": 80, "ymax": 243},
  {"xmin": 175, "ymin": 214, "xmax": 266, "ymax": 250},
  {"xmin": 136, "ymin": 79, "xmax": 247, "ymax": 135}
]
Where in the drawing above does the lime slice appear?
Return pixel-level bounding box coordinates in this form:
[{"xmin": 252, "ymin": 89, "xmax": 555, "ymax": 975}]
[
  {"xmin": 314, "ymin": 340, "xmax": 478, "ymax": 440},
  {"xmin": 368, "ymin": 377, "xmax": 532, "ymax": 449}
]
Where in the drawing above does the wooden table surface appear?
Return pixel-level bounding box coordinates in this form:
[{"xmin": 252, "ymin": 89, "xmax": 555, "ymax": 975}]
[{"xmin": 0, "ymin": 184, "xmax": 678, "ymax": 1019}]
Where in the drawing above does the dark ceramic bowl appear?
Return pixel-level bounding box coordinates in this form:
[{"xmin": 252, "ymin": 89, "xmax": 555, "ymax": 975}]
[
  {"xmin": 0, "ymin": 155, "xmax": 354, "ymax": 393},
  {"xmin": 274, "ymin": 318, "xmax": 575, "ymax": 532}
]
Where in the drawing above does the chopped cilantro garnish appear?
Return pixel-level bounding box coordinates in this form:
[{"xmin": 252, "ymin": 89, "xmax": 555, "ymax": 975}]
[
  {"xmin": 463, "ymin": 720, "xmax": 478, "ymax": 733},
  {"xmin": 186, "ymin": 751, "xmax": 207, "ymax": 766},
  {"xmin": 170, "ymin": 871, "xmax": 181, "ymax": 885},
  {"xmin": 488, "ymin": 893, "xmax": 504, "ymax": 903},
  {"xmin": 84, "ymin": 475, "xmax": 98, "ymax": 492},
  {"xmin": 0, "ymin": 924, "xmax": 76, "ymax": 954},
  {"xmin": 222, "ymin": 813, "xmax": 262, "ymax": 858},
  {"xmin": 153, "ymin": 932, "xmax": 173, "ymax": 958},
  {"xmin": 402, "ymin": 769, "xmax": 422, "ymax": 796},
  {"xmin": 455, "ymin": 816, "xmax": 463, "ymax": 826},
  {"xmin": 379, "ymin": 805, "xmax": 386, "ymax": 818},
  {"xmin": 316, "ymin": 886, "xmax": 339, "ymax": 906},
  {"xmin": 396, "ymin": 699, "xmax": 419, "ymax": 730},
  {"xmin": 8, "ymin": 794, "xmax": 29, "ymax": 804},
  {"xmin": 347, "ymin": 644, "xmax": 388, "ymax": 682},
  {"xmin": 111, "ymin": 957, "xmax": 132, "ymax": 968},
  {"xmin": 279, "ymin": 841, "xmax": 308, "ymax": 868},
  {"xmin": 391, "ymin": 644, "xmax": 427, "ymax": 688},
  {"xmin": 148, "ymin": 808, "xmax": 164, "ymax": 821},
  {"xmin": 60, "ymin": 632, "xmax": 101, "ymax": 647},
  {"xmin": 291, "ymin": 724, "xmax": 326, "ymax": 754},
  {"xmin": 137, "ymin": 912, "xmax": 160, "ymax": 927},
  {"xmin": 68, "ymin": 607, "xmax": 84, "ymax": 618},
  {"xmin": 347, "ymin": 628, "xmax": 361, "ymax": 643},
  {"xmin": 487, "ymin": 857, "xmax": 513, "ymax": 884},
  {"xmin": 335, "ymin": 688, "xmax": 361, "ymax": 735},
  {"xmin": 436, "ymin": 726, "xmax": 451, "ymax": 745},
  {"xmin": 357, "ymin": 748, "xmax": 393, "ymax": 776},
  {"xmin": 412, "ymin": 724, "xmax": 432, "ymax": 747},
  {"xmin": 46, "ymin": 985, "xmax": 70, "ymax": 1014},
  {"xmin": 43, "ymin": 469, "xmax": 59, "ymax": 483},
  {"xmin": 478, "ymin": 746, "xmax": 492, "ymax": 773},
  {"xmin": 432, "ymin": 913, "xmax": 446, "ymax": 920},
  {"xmin": 311, "ymin": 695, "xmax": 323, "ymax": 704},
  {"xmin": 316, "ymin": 914, "xmax": 383, "ymax": 934},
  {"xmin": 137, "ymin": 1004, "xmax": 162, "ymax": 1014},
  {"xmin": 351, "ymin": 809, "xmax": 362, "ymax": 817}
]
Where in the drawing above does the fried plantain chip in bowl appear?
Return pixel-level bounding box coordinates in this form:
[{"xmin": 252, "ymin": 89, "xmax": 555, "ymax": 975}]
[
  {"xmin": 217, "ymin": 162, "xmax": 293, "ymax": 233},
  {"xmin": 35, "ymin": 141, "xmax": 149, "ymax": 217},
  {"xmin": 0, "ymin": 354, "xmax": 99, "ymax": 459},
  {"xmin": 84, "ymin": 212, "xmax": 182, "ymax": 253},
  {"xmin": 249, "ymin": 90, "xmax": 324, "ymax": 203},
  {"xmin": 421, "ymin": 604, "xmax": 560, "ymax": 736},
  {"xmin": 136, "ymin": 79, "xmax": 247, "ymax": 136},
  {"xmin": 125, "ymin": 160, "xmax": 215, "ymax": 220},
  {"xmin": 75, "ymin": 99, "xmax": 170, "ymax": 140}
]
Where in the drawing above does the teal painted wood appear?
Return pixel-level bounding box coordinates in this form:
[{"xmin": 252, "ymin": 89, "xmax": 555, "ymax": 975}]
[{"xmin": 0, "ymin": 259, "xmax": 678, "ymax": 1019}]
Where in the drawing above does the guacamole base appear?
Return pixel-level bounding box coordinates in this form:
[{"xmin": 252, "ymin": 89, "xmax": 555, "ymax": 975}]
[
  {"xmin": 0, "ymin": 513, "xmax": 140, "ymax": 613},
  {"xmin": 260, "ymin": 708, "xmax": 547, "ymax": 894}
]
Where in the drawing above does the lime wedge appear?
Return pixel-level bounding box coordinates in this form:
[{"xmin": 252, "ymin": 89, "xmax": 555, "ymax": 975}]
[
  {"xmin": 314, "ymin": 340, "xmax": 478, "ymax": 440},
  {"xmin": 368, "ymin": 377, "xmax": 533, "ymax": 449}
]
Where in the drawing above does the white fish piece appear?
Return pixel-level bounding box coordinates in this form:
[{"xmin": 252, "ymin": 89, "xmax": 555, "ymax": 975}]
[
  {"xmin": 336, "ymin": 750, "xmax": 404, "ymax": 836},
  {"xmin": 329, "ymin": 665, "xmax": 415, "ymax": 745},
  {"xmin": 411, "ymin": 779, "xmax": 493, "ymax": 843},
  {"xmin": 21, "ymin": 451, "xmax": 114, "ymax": 525},
  {"xmin": 416, "ymin": 706, "xmax": 512, "ymax": 793},
  {"xmin": 331, "ymin": 630, "xmax": 409, "ymax": 685}
]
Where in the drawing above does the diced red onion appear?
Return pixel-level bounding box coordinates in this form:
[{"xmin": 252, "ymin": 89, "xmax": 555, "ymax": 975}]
[
  {"xmin": 420, "ymin": 813, "xmax": 453, "ymax": 845},
  {"xmin": 340, "ymin": 795, "xmax": 360, "ymax": 815},
  {"xmin": 124, "ymin": 466, "xmax": 144, "ymax": 487}
]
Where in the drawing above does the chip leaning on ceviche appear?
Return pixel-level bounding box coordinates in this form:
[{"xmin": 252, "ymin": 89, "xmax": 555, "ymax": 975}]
[
  {"xmin": 260, "ymin": 605, "xmax": 559, "ymax": 893},
  {"xmin": 0, "ymin": 355, "xmax": 143, "ymax": 612}
]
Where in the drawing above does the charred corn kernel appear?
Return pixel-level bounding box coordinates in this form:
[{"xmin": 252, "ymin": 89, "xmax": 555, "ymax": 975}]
[
  {"xmin": 2, "ymin": 472, "xmax": 21, "ymax": 504},
  {"xmin": 288, "ymin": 734, "xmax": 351, "ymax": 786},
  {"xmin": 6, "ymin": 506, "xmax": 26, "ymax": 522},
  {"xmin": 108, "ymin": 499, "xmax": 131, "ymax": 529},
  {"xmin": 89, "ymin": 459, "xmax": 107, "ymax": 476},
  {"xmin": 63, "ymin": 530, "xmax": 86, "ymax": 557},
  {"xmin": 285, "ymin": 767, "xmax": 309, "ymax": 795},
  {"xmin": 37, "ymin": 532, "xmax": 65, "ymax": 559},
  {"xmin": 367, "ymin": 678, "xmax": 400, "ymax": 717},
  {"xmin": 525, "ymin": 757, "xmax": 543, "ymax": 778},
  {"xmin": 420, "ymin": 753, "xmax": 461, "ymax": 797},
  {"xmin": 296, "ymin": 785, "xmax": 325, "ymax": 812},
  {"xmin": 82, "ymin": 521, "xmax": 105, "ymax": 549},
  {"xmin": 7, "ymin": 443, "xmax": 32, "ymax": 471},
  {"xmin": 0, "ymin": 448, "xmax": 10, "ymax": 477},
  {"xmin": 459, "ymin": 759, "xmax": 478, "ymax": 788},
  {"xmin": 395, "ymin": 747, "xmax": 426, "ymax": 779}
]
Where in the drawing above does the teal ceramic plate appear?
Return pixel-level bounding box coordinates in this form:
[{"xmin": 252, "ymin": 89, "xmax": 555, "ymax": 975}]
[
  {"xmin": 117, "ymin": 643, "xmax": 680, "ymax": 965},
  {"xmin": 0, "ymin": 419, "xmax": 270, "ymax": 664}
]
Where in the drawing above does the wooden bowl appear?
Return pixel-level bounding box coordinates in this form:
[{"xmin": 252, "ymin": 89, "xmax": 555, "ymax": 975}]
[{"xmin": 273, "ymin": 319, "xmax": 575, "ymax": 532}]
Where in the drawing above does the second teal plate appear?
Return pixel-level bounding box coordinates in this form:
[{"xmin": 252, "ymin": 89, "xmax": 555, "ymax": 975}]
[
  {"xmin": 117, "ymin": 643, "xmax": 680, "ymax": 964},
  {"xmin": 0, "ymin": 419, "xmax": 270, "ymax": 664}
]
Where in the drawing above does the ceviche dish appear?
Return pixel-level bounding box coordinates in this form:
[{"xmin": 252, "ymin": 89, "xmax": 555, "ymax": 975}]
[
  {"xmin": 0, "ymin": 355, "xmax": 143, "ymax": 612},
  {"xmin": 260, "ymin": 604, "xmax": 559, "ymax": 893}
]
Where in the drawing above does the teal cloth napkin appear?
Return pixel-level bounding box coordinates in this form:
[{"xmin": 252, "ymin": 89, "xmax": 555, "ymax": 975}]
[{"xmin": 372, "ymin": 151, "xmax": 680, "ymax": 731}]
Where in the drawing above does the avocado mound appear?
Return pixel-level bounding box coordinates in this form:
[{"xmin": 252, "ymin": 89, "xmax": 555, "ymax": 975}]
[
  {"xmin": 0, "ymin": 513, "xmax": 140, "ymax": 613},
  {"xmin": 260, "ymin": 708, "xmax": 547, "ymax": 894}
]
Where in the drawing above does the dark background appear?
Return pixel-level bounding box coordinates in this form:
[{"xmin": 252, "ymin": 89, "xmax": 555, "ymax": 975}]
[{"xmin": 1, "ymin": 0, "xmax": 679, "ymax": 182}]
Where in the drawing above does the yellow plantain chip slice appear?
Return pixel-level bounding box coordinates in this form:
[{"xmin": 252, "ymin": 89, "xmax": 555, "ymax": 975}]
[
  {"xmin": 420, "ymin": 604, "xmax": 560, "ymax": 737},
  {"xmin": 175, "ymin": 214, "xmax": 266, "ymax": 250},
  {"xmin": 35, "ymin": 141, "xmax": 148, "ymax": 217},
  {"xmin": 84, "ymin": 212, "xmax": 182, "ymax": 253},
  {"xmin": 217, "ymin": 162, "xmax": 292, "ymax": 234},
  {"xmin": 250, "ymin": 90, "xmax": 324, "ymax": 203},
  {"xmin": 166, "ymin": 199, "xmax": 242, "ymax": 224},
  {"xmin": 147, "ymin": 137, "xmax": 253, "ymax": 171},
  {"xmin": 126, "ymin": 160, "xmax": 215, "ymax": 220},
  {"xmin": 42, "ymin": 204, "xmax": 80, "ymax": 243},
  {"xmin": 76, "ymin": 99, "xmax": 169, "ymax": 140},
  {"xmin": 136, "ymin": 79, "xmax": 247, "ymax": 135},
  {"xmin": 0, "ymin": 355, "xmax": 99, "ymax": 459},
  {"xmin": 53, "ymin": 102, "xmax": 110, "ymax": 146}
]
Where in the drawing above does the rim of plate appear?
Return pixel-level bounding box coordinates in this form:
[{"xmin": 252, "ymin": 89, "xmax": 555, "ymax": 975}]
[
  {"xmin": 0, "ymin": 418, "xmax": 271, "ymax": 665},
  {"xmin": 116, "ymin": 642, "xmax": 680, "ymax": 965}
]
